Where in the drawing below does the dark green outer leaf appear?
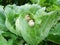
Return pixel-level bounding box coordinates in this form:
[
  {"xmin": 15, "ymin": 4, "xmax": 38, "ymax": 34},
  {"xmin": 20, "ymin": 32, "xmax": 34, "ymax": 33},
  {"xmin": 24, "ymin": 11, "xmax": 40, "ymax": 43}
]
[
  {"xmin": 48, "ymin": 23, "xmax": 60, "ymax": 44},
  {"xmin": 30, "ymin": 0, "xmax": 46, "ymax": 5}
]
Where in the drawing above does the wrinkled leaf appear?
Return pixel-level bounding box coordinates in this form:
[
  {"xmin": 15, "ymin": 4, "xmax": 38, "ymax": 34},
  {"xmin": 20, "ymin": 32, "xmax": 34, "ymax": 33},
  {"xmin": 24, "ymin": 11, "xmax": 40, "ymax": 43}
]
[
  {"xmin": 5, "ymin": 5, "xmax": 19, "ymax": 35},
  {"xmin": 16, "ymin": 4, "xmax": 59, "ymax": 45}
]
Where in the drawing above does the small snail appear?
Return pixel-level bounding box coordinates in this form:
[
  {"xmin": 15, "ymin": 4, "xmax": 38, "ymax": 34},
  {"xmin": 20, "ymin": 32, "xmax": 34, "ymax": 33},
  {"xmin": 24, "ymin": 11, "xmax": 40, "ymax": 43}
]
[
  {"xmin": 28, "ymin": 20, "xmax": 35, "ymax": 27},
  {"xmin": 25, "ymin": 15, "xmax": 31, "ymax": 21}
]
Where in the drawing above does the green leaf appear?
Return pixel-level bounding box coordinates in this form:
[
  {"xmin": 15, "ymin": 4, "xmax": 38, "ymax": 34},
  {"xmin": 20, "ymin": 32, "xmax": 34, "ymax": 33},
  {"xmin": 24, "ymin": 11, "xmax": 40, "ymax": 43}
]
[
  {"xmin": 8, "ymin": 38, "xmax": 16, "ymax": 45},
  {"xmin": 0, "ymin": 35, "xmax": 8, "ymax": 45},
  {"xmin": 5, "ymin": 5, "xmax": 19, "ymax": 35},
  {"xmin": 15, "ymin": 4, "xmax": 59, "ymax": 45},
  {"xmin": 5, "ymin": 4, "xmax": 41, "ymax": 36},
  {"xmin": 2, "ymin": 32, "xmax": 17, "ymax": 45},
  {"xmin": 47, "ymin": 23, "xmax": 60, "ymax": 44},
  {"xmin": 30, "ymin": 0, "xmax": 46, "ymax": 5},
  {"xmin": 0, "ymin": 5, "xmax": 7, "ymax": 31}
]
